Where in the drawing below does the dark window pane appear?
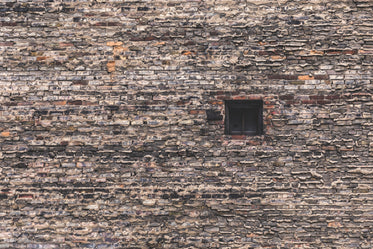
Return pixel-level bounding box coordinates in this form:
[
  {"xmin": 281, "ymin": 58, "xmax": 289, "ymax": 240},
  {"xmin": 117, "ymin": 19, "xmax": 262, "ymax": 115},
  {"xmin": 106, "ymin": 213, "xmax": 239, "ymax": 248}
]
[
  {"xmin": 230, "ymin": 108, "xmax": 242, "ymax": 132},
  {"xmin": 243, "ymin": 108, "xmax": 258, "ymax": 132},
  {"xmin": 224, "ymin": 100, "xmax": 263, "ymax": 136}
]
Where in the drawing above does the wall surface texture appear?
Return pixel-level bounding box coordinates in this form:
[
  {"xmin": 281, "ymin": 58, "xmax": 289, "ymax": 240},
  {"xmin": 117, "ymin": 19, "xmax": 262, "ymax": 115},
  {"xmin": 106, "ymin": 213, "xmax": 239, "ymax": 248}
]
[{"xmin": 1, "ymin": 0, "xmax": 373, "ymax": 248}]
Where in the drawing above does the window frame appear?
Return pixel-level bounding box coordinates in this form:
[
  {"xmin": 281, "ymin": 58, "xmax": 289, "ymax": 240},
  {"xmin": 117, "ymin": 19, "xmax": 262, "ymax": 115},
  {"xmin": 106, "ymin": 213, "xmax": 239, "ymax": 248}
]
[{"xmin": 224, "ymin": 100, "xmax": 263, "ymax": 136}]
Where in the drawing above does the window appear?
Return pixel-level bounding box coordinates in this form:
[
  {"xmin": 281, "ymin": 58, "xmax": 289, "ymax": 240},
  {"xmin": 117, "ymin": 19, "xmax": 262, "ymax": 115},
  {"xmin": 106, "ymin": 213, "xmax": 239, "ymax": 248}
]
[{"xmin": 225, "ymin": 100, "xmax": 263, "ymax": 135}]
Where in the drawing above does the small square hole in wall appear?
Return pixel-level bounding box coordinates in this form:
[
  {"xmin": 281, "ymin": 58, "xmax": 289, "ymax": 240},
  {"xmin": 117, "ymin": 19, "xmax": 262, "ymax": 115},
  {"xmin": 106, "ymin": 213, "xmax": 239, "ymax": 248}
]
[{"xmin": 225, "ymin": 100, "xmax": 263, "ymax": 136}]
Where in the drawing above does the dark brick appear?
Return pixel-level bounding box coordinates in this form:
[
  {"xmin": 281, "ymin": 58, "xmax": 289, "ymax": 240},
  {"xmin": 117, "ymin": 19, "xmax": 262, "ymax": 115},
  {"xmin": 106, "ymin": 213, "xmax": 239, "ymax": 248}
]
[
  {"xmin": 67, "ymin": 100, "xmax": 82, "ymax": 105},
  {"xmin": 13, "ymin": 163, "xmax": 27, "ymax": 168},
  {"xmin": 206, "ymin": 109, "xmax": 223, "ymax": 121},
  {"xmin": 0, "ymin": 22, "xmax": 17, "ymax": 26},
  {"xmin": 72, "ymin": 80, "xmax": 88, "ymax": 86},
  {"xmin": 314, "ymin": 75, "xmax": 329, "ymax": 80},
  {"xmin": 268, "ymin": 74, "xmax": 298, "ymax": 80},
  {"xmin": 137, "ymin": 7, "xmax": 150, "ymax": 11},
  {"xmin": 279, "ymin": 94, "xmax": 294, "ymax": 100},
  {"xmin": 229, "ymin": 193, "xmax": 244, "ymax": 199},
  {"xmin": 310, "ymin": 95, "xmax": 324, "ymax": 100},
  {"xmin": 13, "ymin": 7, "xmax": 29, "ymax": 12}
]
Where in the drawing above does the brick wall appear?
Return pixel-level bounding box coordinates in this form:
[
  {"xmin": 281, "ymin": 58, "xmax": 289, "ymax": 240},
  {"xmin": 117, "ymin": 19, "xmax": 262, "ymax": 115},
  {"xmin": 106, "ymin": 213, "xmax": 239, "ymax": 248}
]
[{"xmin": 0, "ymin": 0, "xmax": 372, "ymax": 248}]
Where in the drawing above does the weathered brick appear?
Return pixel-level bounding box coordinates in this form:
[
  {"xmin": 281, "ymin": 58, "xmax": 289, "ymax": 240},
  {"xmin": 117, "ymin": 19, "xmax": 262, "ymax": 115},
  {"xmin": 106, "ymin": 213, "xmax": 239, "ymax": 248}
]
[{"xmin": 0, "ymin": 1, "xmax": 372, "ymax": 248}]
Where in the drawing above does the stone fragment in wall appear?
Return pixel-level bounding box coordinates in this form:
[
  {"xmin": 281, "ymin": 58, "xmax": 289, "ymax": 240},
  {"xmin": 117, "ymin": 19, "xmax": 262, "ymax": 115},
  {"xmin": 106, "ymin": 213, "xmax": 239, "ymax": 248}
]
[
  {"xmin": 107, "ymin": 61, "xmax": 115, "ymax": 72},
  {"xmin": 143, "ymin": 199, "xmax": 156, "ymax": 206}
]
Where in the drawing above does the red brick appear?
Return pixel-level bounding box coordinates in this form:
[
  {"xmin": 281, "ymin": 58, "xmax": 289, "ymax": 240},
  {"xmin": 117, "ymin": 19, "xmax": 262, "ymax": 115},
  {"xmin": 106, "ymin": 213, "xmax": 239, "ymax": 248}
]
[
  {"xmin": 325, "ymin": 95, "xmax": 341, "ymax": 100},
  {"xmin": 231, "ymin": 135, "xmax": 246, "ymax": 140},
  {"xmin": 301, "ymin": 100, "xmax": 317, "ymax": 104},
  {"xmin": 1, "ymin": 131, "xmax": 10, "ymax": 137},
  {"xmin": 298, "ymin": 75, "xmax": 314, "ymax": 80},
  {"xmin": 36, "ymin": 56, "xmax": 47, "ymax": 61},
  {"xmin": 309, "ymin": 95, "xmax": 324, "ymax": 100},
  {"xmin": 248, "ymin": 95, "xmax": 262, "ymax": 100},
  {"xmin": 317, "ymin": 100, "xmax": 332, "ymax": 105},
  {"xmin": 232, "ymin": 96, "xmax": 247, "ymax": 100}
]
